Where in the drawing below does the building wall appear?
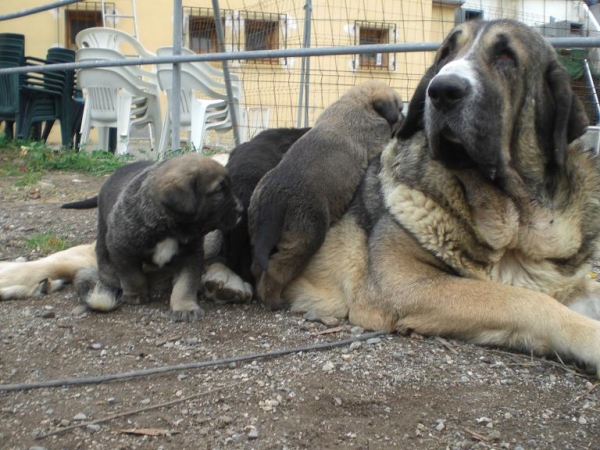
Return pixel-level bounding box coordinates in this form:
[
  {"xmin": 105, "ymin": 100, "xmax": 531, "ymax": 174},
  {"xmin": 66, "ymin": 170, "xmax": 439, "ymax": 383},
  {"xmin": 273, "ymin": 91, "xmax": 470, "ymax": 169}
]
[{"xmin": 15, "ymin": 0, "xmax": 582, "ymax": 149}]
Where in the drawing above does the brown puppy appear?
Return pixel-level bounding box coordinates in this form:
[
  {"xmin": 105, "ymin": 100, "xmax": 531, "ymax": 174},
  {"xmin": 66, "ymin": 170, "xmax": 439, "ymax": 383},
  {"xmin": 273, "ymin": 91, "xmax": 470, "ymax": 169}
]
[
  {"xmin": 79, "ymin": 154, "xmax": 242, "ymax": 321},
  {"xmin": 248, "ymin": 81, "xmax": 403, "ymax": 310}
]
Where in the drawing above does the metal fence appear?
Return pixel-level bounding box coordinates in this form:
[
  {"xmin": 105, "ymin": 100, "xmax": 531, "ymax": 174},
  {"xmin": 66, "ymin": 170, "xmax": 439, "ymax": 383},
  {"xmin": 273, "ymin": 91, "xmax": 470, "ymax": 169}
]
[{"xmin": 2, "ymin": 0, "xmax": 600, "ymax": 155}]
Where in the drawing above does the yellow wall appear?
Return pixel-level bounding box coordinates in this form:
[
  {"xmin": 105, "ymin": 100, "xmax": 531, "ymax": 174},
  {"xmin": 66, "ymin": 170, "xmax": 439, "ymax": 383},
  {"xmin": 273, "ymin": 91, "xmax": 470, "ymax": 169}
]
[{"xmin": 0, "ymin": 0, "xmax": 457, "ymax": 149}]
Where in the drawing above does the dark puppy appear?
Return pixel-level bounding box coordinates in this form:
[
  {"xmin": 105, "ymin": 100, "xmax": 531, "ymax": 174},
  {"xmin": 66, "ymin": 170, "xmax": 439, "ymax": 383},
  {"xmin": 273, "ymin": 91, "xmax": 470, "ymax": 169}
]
[
  {"xmin": 202, "ymin": 128, "xmax": 311, "ymax": 304},
  {"xmin": 248, "ymin": 81, "xmax": 403, "ymax": 310},
  {"xmin": 81, "ymin": 154, "xmax": 242, "ymax": 321}
]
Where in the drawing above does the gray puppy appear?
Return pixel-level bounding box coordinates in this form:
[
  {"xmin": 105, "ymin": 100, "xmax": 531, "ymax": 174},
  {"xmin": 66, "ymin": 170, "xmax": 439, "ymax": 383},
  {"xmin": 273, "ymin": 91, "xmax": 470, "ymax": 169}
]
[
  {"xmin": 79, "ymin": 153, "xmax": 242, "ymax": 321},
  {"xmin": 248, "ymin": 80, "xmax": 404, "ymax": 310}
]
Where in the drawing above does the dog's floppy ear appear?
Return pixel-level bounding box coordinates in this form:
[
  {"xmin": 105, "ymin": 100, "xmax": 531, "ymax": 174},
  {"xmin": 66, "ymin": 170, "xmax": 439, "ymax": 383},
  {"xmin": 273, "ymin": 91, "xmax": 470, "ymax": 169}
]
[
  {"xmin": 545, "ymin": 60, "xmax": 589, "ymax": 167},
  {"xmin": 397, "ymin": 65, "xmax": 437, "ymax": 139},
  {"xmin": 373, "ymin": 94, "xmax": 402, "ymax": 128},
  {"xmin": 158, "ymin": 177, "xmax": 203, "ymax": 217}
]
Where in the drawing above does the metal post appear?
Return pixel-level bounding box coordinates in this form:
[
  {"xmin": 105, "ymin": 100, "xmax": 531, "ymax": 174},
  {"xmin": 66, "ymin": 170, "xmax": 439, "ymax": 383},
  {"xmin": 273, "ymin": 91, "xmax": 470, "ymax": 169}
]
[
  {"xmin": 303, "ymin": 0, "xmax": 312, "ymax": 128},
  {"xmin": 170, "ymin": 0, "xmax": 183, "ymax": 154},
  {"xmin": 296, "ymin": 0, "xmax": 312, "ymax": 128},
  {"xmin": 212, "ymin": 0, "xmax": 241, "ymax": 147},
  {"xmin": 0, "ymin": 0, "xmax": 82, "ymax": 21},
  {"xmin": 584, "ymin": 59, "xmax": 600, "ymax": 124}
]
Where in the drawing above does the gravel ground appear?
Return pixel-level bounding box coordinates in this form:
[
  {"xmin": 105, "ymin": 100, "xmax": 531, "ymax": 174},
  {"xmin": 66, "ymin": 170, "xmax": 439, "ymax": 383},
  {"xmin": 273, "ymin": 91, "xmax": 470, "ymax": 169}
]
[{"xmin": 0, "ymin": 171, "xmax": 599, "ymax": 450}]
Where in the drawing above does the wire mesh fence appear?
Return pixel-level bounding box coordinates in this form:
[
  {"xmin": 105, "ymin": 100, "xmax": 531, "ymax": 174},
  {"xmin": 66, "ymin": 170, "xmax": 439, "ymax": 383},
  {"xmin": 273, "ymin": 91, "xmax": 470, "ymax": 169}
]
[{"xmin": 1, "ymin": 0, "xmax": 600, "ymax": 153}]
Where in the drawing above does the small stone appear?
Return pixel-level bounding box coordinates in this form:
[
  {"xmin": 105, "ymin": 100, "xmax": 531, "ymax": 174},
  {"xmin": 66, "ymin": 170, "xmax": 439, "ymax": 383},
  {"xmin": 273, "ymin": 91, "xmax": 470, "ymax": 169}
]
[
  {"xmin": 247, "ymin": 427, "xmax": 259, "ymax": 440},
  {"xmin": 90, "ymin": 343, "xmax": 102, "ymax": 350},
  {"xmin": 349, "ymin": 341, "xmax": 363, "ymax": 351},
  {"xmin": 73, "ymin": 413, "xmax": 87, "ymax": 421},
  {"xmin": 322, "ymin": 361, "xmax": 335, "ymax": 372},
  {"xmin": 477, "ymin": 417, "xmax": 492, "ymax": 426},
  {"xmin": 219, "ymin": 415, "xmax": 234, "ymax": 424},
  {"xmin": 71, "ymin": 304, "xmax": 88, "ymax": 316},
  {"xmin": 303, "ymin": 311, "xmax": 319, "ymax": 322},
  {"xmin": 140, "ymin": 398, "xmax": 151, "ymax": 405},
  {"xmin": 177, "ymin": 373, "xmax": 188, "ymax": 380},
  {"xmin": 106, "ymin": 397, "xmax": 117, "ymax": 404},
  {"xmin": 334, "ymin": 397, "xmax": 343, "ymax": 406},
  {"xmin": 44, "ymin": 409, "xmax": 54, "ymax": 415},
  {"xmin": 350, "ymin": 326, "xmax": 364, "ymax": 335},
  {"xmin": 578, "ymin": 416, "xmax": 588, "ymax": 425},
  {"xmin": 366, "ymin": 337, "xmax": 381, "ymax": 345},
  {"xmin": 59, "ymin": 419, "xmax": 70, "ymax": 427},
  {"xmin": 86, "ymin": 424, "xmax": 101, "ymax": 432},
  {"xmin": 40, "ymin": 311, "xmax": 55, "ymax": 319},
  {"xmin": 489, "ymin": 430, "xmax": 502, "ymax": 441},
  {"xmin": 29, "ymin": 447, "xmax": 47, "ymax": 450},
  {"xmin": 435, "ymin": 420, "xmax": 445, "ymax": 431},
  {"xmin": 319, "ymin": 316, "xmax": 339, "ymax": 327}
]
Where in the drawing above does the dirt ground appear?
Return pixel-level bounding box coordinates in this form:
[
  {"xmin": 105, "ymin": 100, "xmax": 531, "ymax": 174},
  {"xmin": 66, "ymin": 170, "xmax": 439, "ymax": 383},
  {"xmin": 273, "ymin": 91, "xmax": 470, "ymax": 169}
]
[{"xmin": 0, "ymin": 170, "xmax": 599, "ymax": 450}]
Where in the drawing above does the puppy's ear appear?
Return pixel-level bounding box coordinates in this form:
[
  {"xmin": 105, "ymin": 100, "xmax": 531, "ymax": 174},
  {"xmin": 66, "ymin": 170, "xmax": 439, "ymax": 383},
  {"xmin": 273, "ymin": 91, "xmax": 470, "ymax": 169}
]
[
  {"xmin": 158, "ymin": 177, "xmax": 202, "ymax": 217},
  {"xmin": 397, "ymin": 65, "xmax": 437, "ymax": 140},
  {"xmin": 545, "ymin": 60, "xmax": 589, "ymax": 167},
  {"xmin": 373, "ymin": 94, "xmax": 402, "ymax": 129}
]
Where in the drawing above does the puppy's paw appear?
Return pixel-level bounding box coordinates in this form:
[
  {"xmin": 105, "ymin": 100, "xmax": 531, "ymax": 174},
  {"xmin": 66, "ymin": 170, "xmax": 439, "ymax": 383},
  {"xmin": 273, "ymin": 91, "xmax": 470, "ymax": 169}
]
[
  {"xmin": 122, "ymin": 293, "xmax": 149, "ymax": 305},
  {"xmin": 202, "ymin": 263, "xmax": 253, "ymax": 304},
  {"xmin": 171, "ymin": 302, "xmax": 205, "ymax": 322}
]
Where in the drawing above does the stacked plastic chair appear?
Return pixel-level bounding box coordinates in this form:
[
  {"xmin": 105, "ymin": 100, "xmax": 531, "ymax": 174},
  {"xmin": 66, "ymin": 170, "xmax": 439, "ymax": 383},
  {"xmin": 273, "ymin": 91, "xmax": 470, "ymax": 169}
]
[
  {"xmin": 155, "ymin": 46, "xmax": 247, "ymax": 155},
  {"xmin": 18, "ymin": 47, "xmax": 81, "ymax": 148},
  {"xmin": 0, "ymin": 33, "xmax": 25, "ymax": 140},
  {"xmin": 75, "ymin": 28, "xmax": 162, "ymax": 154}
]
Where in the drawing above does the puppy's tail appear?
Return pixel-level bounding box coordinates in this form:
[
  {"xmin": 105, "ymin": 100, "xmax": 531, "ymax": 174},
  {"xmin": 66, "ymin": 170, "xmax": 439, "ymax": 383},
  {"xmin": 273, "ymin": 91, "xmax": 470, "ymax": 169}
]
[
  {"xmin": 74, "ymin": 267, "xmax": 121, "ymax": 312},
  {"xmin": 61, "ymin": 196, "xmax": 98, "ymax": 209},
  {"xmin": 252, "ymin": 200, "xmax": 286, "ymax": 272}
]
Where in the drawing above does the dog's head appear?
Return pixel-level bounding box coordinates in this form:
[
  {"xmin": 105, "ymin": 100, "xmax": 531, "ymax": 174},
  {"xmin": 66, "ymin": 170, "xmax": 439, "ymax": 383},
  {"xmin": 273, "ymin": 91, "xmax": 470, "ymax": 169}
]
[
  {"xmin": 153, "ymin": 154, "xmax": 243, "ymax": 232},
  {"xmin": 398, "ymin": 19, "xmax": 589, "ymax": 187},
  {"xmin": 355, "ymin": 80, "xmax": 405, "ymax": 134}
]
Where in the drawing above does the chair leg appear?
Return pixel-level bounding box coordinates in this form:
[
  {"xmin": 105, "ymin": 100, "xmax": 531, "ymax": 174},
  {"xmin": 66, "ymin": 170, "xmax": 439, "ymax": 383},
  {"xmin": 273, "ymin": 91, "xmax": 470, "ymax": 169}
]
[
  {"xmin": 157, "ymin": 113, "xmax": 170, "ymax": 158},
  {"xmin": 116, "ymin": 92, "xmax": 134, "ymax": 155}
]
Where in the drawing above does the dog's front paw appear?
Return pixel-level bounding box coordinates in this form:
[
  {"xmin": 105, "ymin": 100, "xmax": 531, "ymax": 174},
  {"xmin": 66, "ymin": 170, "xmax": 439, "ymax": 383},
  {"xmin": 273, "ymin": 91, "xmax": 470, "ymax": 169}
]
[
  {"xmin": 202, "ymin": 263, "xmax": 253, "ymax": 304},
  {"xmin": 171, "ymin": 302, "xmax": 205, "ymax": 322},
  {"xmin": 121, "ymin": 293, "xmax": 149, "ymax": 305}
]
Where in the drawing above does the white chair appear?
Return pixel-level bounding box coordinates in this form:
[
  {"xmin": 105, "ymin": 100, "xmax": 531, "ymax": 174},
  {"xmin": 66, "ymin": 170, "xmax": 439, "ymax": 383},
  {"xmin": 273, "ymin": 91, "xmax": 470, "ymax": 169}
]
[
  {"xmin": 76, "ymin": 27, "xmax": 155, "ymax": 58},
  {"xmin": 77, "ymin": 66, "xmax": 162, "ymax": 155},
  {"xmin": 75, "ymin": 39, "xmax": 162, "ymax": 154},
  {"xmin": 155, "ymin": 47, "xmax": 245, "ymax": 154}
]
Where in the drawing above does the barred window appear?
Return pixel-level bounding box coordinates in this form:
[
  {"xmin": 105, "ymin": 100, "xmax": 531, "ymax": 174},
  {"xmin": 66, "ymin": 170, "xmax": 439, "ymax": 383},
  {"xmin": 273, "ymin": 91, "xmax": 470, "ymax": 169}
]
[
  {"xmin": 242, "ymin": 12, "xmax": 287, "ymax": 64},
  {"xmin": 184, "ymin": 7, "xmax": 233, "ymax": 54},
  {"xmin": 65, "ymin": 2, "xmax": 111, "ymax": 50},
  {"xmin": 354, "ymin": 21, "xmax": 397, "ymax": 70}
]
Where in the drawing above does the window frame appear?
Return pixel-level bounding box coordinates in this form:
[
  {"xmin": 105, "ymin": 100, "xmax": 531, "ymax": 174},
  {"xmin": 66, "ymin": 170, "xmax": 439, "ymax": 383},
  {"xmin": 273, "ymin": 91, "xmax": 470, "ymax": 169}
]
[{"xmin": 354, "ymin": 21, "xmax": 397, "ymax": 71}]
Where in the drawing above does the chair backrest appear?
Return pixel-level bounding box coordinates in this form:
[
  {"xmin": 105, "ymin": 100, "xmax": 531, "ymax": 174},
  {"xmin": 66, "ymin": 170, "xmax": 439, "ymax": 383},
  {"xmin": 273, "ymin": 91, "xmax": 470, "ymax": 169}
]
[
  {"xmin": 75, "ymin": 27, "xmax": 155, "ymax": 58},
  {"xmin": 0, "ymin": 61, "xmax": 20, "ymax": 116}
]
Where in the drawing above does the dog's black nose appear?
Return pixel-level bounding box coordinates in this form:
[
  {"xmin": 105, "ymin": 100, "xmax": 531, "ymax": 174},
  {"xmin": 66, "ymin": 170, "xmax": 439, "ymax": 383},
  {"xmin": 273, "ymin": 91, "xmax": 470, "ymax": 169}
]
[{"xmin": 428, "ymin": 75, "xmax": 470, "ymax": 111}]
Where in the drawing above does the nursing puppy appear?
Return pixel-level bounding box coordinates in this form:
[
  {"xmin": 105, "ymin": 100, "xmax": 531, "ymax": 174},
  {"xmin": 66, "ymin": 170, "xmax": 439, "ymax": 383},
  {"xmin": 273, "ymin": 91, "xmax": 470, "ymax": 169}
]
[
  {"xmin": 248, "ymin": 81, "xmax": 404, "ymax": 310},
  {"xmin": 203, "ymin": 127, "xmax": 311, "ymax": 304},
  {"xmin": 82, "ymin": 154, "xmax": 242, "ymax": 321}
]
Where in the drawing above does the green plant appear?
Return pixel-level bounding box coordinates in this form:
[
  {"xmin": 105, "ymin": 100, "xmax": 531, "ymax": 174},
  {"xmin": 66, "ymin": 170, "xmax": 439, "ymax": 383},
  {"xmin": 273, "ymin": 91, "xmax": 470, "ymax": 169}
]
[{"xmin": 26, "ymin": 232, "xmax": 69, "ymax": 253}]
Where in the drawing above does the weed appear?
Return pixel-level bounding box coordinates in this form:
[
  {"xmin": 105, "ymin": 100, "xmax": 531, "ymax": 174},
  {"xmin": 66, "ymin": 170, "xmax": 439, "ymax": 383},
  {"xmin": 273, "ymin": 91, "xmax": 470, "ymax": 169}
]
[{"xmin": 26, "ymin": 232, "xmax": 69, "ymax": 253}]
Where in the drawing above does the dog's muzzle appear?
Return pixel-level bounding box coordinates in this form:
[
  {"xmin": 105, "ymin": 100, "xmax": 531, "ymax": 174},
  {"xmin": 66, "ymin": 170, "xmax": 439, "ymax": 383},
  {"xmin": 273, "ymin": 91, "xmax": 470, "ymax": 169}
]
[{"xmin": 427, "ymin": 74, "xmax": 471, "ymax": 112}]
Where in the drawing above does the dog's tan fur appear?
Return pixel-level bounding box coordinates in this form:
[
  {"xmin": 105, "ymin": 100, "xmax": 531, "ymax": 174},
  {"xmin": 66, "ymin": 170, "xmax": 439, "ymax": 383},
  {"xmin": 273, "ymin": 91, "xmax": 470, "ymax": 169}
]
[
  {"xmin": 0, "ymin": 244, "xmax": 96, "ymax": 300},
  {"xmin": 249, "ymin": 80, "xmax": 403, "ymax": 309}
]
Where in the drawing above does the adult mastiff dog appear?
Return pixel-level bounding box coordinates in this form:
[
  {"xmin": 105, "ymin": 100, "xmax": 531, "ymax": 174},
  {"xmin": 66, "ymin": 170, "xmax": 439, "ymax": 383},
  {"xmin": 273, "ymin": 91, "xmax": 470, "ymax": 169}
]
[{"xmin": 283, "ymin": 19, "xmax": 600, "ymax": 373}]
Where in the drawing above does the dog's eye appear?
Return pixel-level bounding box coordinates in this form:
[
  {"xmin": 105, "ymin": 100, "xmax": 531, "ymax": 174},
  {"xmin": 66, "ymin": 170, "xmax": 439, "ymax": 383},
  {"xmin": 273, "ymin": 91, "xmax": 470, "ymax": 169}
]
[{"xmin": 493, "ymin": 36, "xmax": 517, "ymax": 66}]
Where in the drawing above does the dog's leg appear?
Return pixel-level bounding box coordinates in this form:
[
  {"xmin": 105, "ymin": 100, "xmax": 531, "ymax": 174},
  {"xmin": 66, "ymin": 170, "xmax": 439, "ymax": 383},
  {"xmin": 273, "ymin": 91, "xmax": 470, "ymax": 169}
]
[
  {"xmin": 257, "ymin": 229, "xmax": 326, "ymax": 310},
  {"xmin": 202, "ymin": 262, "xmax": 253, "ymax": 304},
  {"xmin": 360, "ymin": 225, "xmax": 600, "ymax": 374},
  {"xmin": 169, "ymin": 240, "xmax": 205, "ymax": 322},
  {"xmin": 107, "ymin": 254, "xmax": 148, "ymax": 305},
  {"xmin": 0, "ymin": 244, "xmax": 96, "ymax": 300}
]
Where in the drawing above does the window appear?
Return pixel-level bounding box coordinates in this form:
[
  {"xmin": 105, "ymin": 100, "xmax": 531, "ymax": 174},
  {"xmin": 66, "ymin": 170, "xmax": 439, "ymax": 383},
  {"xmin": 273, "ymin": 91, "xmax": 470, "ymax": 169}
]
[
  {"xmin": 455, "ymin": 8, "xmax": 483, "ymax": 24},
  {"xmin": 184, "ymin": 7, "xmax": 234, "ymax": 53},
  {"xmin": 242, "ymin": 12, "xmax": 286, "ymax": 64},
  {"xmin": 354, "ymin": 21, "xmax": 397, "ymax": 70},
  {"xmin": 189, "ymin": 16, "xmax": 218, "ymax": 53},
  {"xmin": 65, "ymin": 3, "xmax": 109, "ymax": 50}
]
